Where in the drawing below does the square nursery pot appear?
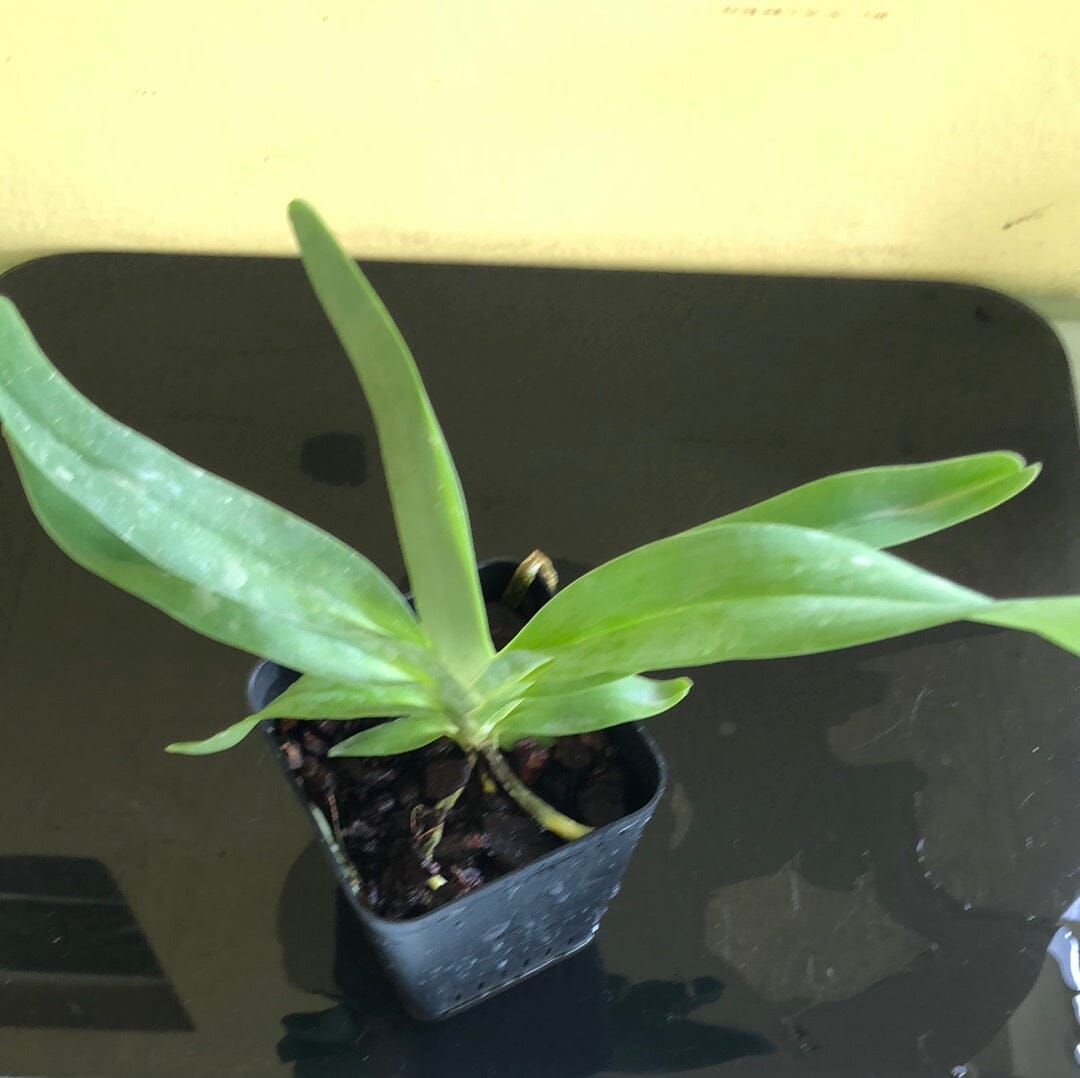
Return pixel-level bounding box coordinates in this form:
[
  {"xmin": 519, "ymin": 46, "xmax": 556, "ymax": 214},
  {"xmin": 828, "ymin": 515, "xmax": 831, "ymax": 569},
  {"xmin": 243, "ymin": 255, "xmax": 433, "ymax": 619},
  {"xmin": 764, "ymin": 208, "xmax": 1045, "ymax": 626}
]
[{"xmin": 248, "ymin": 559, "xmax": 667, "ymax": 1020}]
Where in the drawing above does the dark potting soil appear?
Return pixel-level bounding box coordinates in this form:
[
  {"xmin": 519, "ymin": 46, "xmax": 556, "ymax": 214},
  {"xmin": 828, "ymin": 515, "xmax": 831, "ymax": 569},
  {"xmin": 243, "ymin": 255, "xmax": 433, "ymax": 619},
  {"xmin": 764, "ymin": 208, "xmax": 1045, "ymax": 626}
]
[{"xmin": 272, "ymin": 600, "xmax": 629, "ymax": 920}]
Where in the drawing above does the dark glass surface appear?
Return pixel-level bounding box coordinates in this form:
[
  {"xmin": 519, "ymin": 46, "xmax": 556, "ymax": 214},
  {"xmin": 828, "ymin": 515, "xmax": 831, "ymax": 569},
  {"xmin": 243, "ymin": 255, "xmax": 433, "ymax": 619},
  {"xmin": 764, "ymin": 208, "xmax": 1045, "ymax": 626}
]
[{"xmin": 0, "ymin": 255, "xmax": 1077, "ymax": 1077}]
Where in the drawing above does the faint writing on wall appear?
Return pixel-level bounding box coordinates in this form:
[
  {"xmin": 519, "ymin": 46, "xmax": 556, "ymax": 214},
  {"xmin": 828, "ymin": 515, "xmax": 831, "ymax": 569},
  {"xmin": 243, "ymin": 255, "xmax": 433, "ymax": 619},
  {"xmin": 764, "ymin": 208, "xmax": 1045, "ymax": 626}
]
[{"xmin": 720, "ymin": 8, "xmax": 890, "ymax": 18}]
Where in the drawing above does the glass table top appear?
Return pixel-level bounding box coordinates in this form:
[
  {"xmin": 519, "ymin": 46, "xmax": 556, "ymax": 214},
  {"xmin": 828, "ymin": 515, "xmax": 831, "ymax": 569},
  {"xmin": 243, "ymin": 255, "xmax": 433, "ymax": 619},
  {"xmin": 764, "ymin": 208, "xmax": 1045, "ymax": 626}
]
[{"xmin": 0, "ymin": 255, "xmax": 1077, "ymax": 1077}]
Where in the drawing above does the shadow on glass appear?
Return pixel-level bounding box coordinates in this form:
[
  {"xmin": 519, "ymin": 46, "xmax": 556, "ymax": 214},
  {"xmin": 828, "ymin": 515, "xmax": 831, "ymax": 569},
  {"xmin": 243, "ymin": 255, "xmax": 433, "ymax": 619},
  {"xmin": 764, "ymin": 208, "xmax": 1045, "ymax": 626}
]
[
  {"xmin": 0, "ymin": 855, "xmax": 192, "ymax": 1031},
  {"xmin": 276, "ymin": 843, "xmax": 773, "ymax": 1076}
]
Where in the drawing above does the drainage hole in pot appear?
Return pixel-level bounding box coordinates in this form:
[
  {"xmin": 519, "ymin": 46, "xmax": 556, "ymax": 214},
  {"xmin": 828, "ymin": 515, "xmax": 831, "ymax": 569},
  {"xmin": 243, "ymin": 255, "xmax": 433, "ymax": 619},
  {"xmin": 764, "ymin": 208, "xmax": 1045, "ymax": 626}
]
[{"xmin": 477, "ymin": 981, "xmax": 485, "ymax": 991}]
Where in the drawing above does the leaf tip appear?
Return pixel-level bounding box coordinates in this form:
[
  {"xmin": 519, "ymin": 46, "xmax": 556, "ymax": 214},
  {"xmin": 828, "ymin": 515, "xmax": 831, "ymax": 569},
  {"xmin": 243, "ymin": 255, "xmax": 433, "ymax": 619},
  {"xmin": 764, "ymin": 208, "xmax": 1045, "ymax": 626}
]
[
  {"xmin": 995, "ymin": 449, "xmax": 1026, "ymax": 467},
  {"xmin": 287, "ymin": 197, "xmax": 314, "ymax": 221},
  {"xmin": 165, "ymin": 737, "xmax": 230, "ymax": 756},
  {"xmin": 287, "ymin": 201, "xmax": 322, "ymax": 245}
]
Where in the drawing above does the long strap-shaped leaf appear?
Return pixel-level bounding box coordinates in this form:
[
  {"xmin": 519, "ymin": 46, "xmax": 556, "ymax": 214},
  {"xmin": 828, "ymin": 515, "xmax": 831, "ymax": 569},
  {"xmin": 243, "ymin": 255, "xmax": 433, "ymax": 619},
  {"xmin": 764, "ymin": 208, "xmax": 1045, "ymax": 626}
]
[
  {"xmin": 329, "ymin": 714, "xmax": 457, "ymax": 757},
  {"xmin": 508, "ymin": 522, "xmax": 1080, "ymax": 676},
  {"xmin": 495, "ymin": 674, "xmax": 692, "ymax": 745},
  {"xmin": 978, "ymin": 598, "xmax": 1080, "ymax": 654},
  {"xmin": 167, "ymin": 673, "xmax": 440, "ymax": 755},
  {"xmin": 700, "ymin": 452, "xmax": 1039, "ymax": 549},
  {"xmin": 9, "ymin": 443, "xmax": 437, "ymax": 685},
  {"xmin": 0, "ymin": 300, "xmax": 430, "ymax": 665},
  {"xmin": 289, "ymin": 201, "xmax": 492, "ymax": 681}
]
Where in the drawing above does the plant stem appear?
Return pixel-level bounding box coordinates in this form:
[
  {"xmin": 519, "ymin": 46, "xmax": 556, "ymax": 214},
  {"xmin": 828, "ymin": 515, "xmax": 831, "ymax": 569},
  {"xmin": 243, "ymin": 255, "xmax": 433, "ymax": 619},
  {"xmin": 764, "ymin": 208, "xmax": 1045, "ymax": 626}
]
[{"xmin": 480, "ymin": 743, "xmax": 593, "ymax": 841}]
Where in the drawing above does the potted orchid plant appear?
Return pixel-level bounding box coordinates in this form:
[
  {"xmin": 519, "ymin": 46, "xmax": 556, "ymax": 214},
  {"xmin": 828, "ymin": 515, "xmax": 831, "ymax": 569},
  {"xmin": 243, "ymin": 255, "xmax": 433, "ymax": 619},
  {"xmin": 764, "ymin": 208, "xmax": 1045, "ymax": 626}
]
[{"xmin": 0, "ymin": 201, "xmax": 1075, "ymax": 1018}]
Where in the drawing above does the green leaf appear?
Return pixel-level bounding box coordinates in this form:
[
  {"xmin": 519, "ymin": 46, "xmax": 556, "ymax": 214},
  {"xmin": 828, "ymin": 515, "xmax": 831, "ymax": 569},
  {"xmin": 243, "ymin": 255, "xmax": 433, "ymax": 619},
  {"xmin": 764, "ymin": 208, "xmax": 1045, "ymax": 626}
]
[
  {"xmin": 288, "ymin": 201, "xmax": 492, "ymax": 681},
  {"xmin": 167, "ymin": 718, "xmax": 268, "ymax": 756},
  {"xmin": 705, "ymin": 453, "xmax": 1040, "ymax": 549},
  {"xmin": 471, "ymin": 649, "xmax": 554, "ymax": 703},
  {"xmin": 495, "ymin": 674, "xmax": 692, "ymax": 745},
  {"xmin": 509, "ymin": 523, "xmax": 983, "ymax": 672},
  {"xmin": 974, "ymin": 597, "xmax": 1080, "ymax": 653},
  {"xmin": 251, "ymin": 673, "xmax": 439, "ymax": 719},
  {"xmin": 524, "ymin": 672, "xmax": 628, "ymax": 696},
  {"xmin": 508, "ymin": 522, "xmax": 1079, "ymax": 676},
  {"xmin": 9, "ymin": 442, "xmax": 434, "ymax": 685},
  {"xmin": 329, "ymin": 714, "xmax": 457, "ymax": 757},
  {"xmin": 0, "ymin": 300, "xmax": 439, "ymax": 685},
  {"xmin": 474, "ymin": 698, "xmax": 527, "ymax": 739},
  {"xmin": 166, "ymin": 673, "xmax": 437, "ymax": 755}
]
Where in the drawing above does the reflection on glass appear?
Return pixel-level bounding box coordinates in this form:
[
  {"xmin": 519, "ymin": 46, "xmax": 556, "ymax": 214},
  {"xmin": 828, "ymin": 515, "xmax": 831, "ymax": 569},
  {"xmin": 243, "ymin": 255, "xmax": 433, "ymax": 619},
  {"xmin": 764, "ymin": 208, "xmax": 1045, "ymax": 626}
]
[{"xmin": 277, "ymin": 881, "xmax": 772, "ymax": 1076}]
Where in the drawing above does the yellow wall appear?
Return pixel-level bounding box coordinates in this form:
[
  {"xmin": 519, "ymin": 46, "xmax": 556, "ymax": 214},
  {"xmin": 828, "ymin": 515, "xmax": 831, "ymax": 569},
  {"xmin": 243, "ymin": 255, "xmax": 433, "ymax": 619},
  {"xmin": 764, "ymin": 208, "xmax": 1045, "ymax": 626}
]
[{"xmin": 2, "ymin": 1, "xmax": 1079, "ymax": 296}]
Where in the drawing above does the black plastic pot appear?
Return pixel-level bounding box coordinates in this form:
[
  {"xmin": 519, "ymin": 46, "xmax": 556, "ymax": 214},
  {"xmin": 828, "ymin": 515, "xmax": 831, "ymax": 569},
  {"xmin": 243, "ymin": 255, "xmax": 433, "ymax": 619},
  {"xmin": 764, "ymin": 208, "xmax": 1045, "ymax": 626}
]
[{"xmin": 249, "ymin": 559, "xmax": 667, "ymax": 1020}]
